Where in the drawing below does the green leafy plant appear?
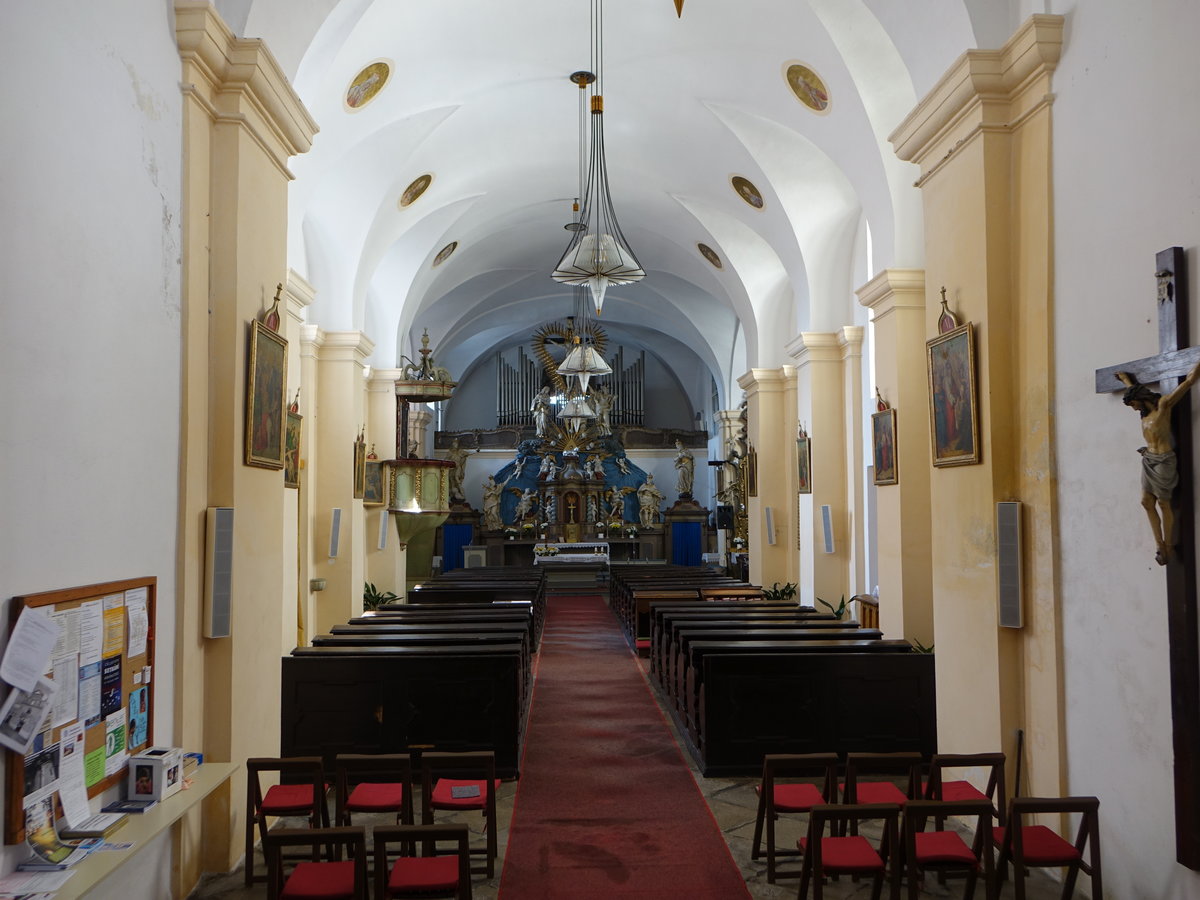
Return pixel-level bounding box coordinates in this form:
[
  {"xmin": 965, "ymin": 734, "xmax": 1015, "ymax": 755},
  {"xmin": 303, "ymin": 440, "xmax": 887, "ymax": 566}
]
[
  {"xmin": 910, "ymin": 638, "xmax": 935, "ymax": 653},
  {"xmin": 363, "ymin": 581, "xmax": 399, "ymax": 611},
  {"xmin": 816, "ymin": 594, "xmax": 849, "ymax": 619},
  {"xmin": 763, "ymin": 582, "xmax": 798, "ymax": 603}
]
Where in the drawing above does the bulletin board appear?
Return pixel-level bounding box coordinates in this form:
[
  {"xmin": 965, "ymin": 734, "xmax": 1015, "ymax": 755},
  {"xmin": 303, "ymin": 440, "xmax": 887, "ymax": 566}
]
[{"xmin": 4, "ymin": 576, "xmax": 156, "ymax": 844}]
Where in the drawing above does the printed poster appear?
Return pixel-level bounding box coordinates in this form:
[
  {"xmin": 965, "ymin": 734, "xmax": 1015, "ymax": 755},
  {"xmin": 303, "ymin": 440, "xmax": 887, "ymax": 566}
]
[
  {"xmin": 101, "ymin": 595, "xmax": 125, "ymax": 658},
  {"xmin": 128, "ymin": 686, "xmax": 149, "ymax": 749},
  {"xmin": 78, "ymin": 662, "xmax": 101, "ymax": 727},
  {"xmin": 103, "ymin": 711, "xmax": 126, "ymax": 778},
  {"xmin": 99, "ymin": 657, "xmax": 122, "ymax": 719},
  {"xmin": 78, "ymin": 600, "xmax": 103, "ymax": 666}
]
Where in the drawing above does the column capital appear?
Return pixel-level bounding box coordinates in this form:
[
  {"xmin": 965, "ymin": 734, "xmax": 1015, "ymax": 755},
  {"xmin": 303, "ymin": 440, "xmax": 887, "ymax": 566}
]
[
  {"xmin": 368, "ymin": 369, "xmax": 404, "ymax": 393},
  {"xmin": 890, "ymin": 14, "xmax": 1063, "ymax": 167},
  {"xmin": 839, "ymin": 326, "xmax": 864, "ymax": 359},
  {"xmin": 285, "ymin": 269, "xmax": 314, "ymax": 326},
  {"xmin": 737, "ymin": 367, "xmax": 791, "ymax": 398},
  {"xmin": 857, "ymin": 269, "xmax": 927, "ymax": 319},
  {"xmin": 788, "ymin": 331, "xmax": 842, "ymax": 366},
  {"xmin": 319, "ymin": 331, "xmax": 375, "ymax": 364}
]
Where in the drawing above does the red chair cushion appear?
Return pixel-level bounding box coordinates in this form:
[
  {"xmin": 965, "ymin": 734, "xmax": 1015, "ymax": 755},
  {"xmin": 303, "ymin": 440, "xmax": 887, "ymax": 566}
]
[
  {"xmin": 843, "ymin": 781, "xmax": 908, "ymax": 805},
  {"xmin": 346, "ymin": 781, "xmax": 404, "ymax": 811},
  {"xmin": 914, "ymin": 831, "xmax": 977, "ymax": 865},
  {"xmin": 996, "ymin": 824, "xmax": 1081, "ymax": 866},
  {"xmin": 924, "ymin": 778, "xmax": 990, "ymax": 803},
  {"xmin": 760, "ymin": 782, "xmax": 825, "ymax": 812},
  {"xmin": 798, "ymin": 836, "xmax": 884, "ymax": 873},
  {"xmin": 635, "ymin": 639, "xmax": 651, "ymax": 650},
  {"xmin": 430, "ymin": 778, "xmax": 501, "ymax": 809},
  {"xmin": 388, "ymin": 856, "xmax": 460, "ymax": 893},
  {"xmin": 262, "ymin": 783, "xmax": 316, "ymax": 815},
  {"xmin": 281, "ymin": 860, "xmax": 357, "ymax": 899}
]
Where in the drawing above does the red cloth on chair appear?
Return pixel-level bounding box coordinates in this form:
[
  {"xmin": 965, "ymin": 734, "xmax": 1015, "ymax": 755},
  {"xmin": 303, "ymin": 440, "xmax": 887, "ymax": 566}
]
[
  {"xmin": 430, "ymin": 778, "xmax": 501, "ymax": 810},
  {"xmin": 995, "ymin": 824, "xmax": 1082, "ymax": 866},
  {"xmin": 914, "ymin": 831, "xmax": 977, "ymax": 865},
  {"xmin": 387, "ymin": 857, "xmax": 460, "ymax": 894},
  {"xmin": 346, "ymin": 782, "xmax": 404, "ymax": 812},
  {"xmin": 263, "ymin": 784, "xmax": 316, "ymax": 815},
  {"xmin": 281, "ymin": 860, "xmax": 357, "ymax": 899},
  {"xmin": 798, "ymin": 835, "xmax": 885, "ymax": 873},
  {"xmin": 758, "ymin": 782, "xmax": 825, "ymax": 812}
]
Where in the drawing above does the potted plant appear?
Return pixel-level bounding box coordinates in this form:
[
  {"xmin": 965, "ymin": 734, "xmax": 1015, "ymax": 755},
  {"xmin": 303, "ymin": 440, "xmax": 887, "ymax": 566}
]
[
  {"xmin": 363, "ymin": 581, "xmax": 399, "ymax": 612},
  {"xmin": 816, "ymin": 594, "xmax": 850, "ymax": 619},
  {"xmin": 763, "ymin": 582, "xmax": 798, "ymax": 603}
]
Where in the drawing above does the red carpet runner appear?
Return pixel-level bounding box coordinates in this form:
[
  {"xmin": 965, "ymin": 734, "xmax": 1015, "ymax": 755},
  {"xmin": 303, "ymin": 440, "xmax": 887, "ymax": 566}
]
[{"xmin": 498, "ymin": 594, "xmax": 751, "ymax": 899}]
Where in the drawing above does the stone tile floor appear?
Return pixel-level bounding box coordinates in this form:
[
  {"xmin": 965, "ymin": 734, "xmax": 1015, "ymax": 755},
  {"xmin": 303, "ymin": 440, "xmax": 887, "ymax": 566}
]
[{"xmin": 192, "ymin": 663, "xmax": 1071, "ymax": 900}]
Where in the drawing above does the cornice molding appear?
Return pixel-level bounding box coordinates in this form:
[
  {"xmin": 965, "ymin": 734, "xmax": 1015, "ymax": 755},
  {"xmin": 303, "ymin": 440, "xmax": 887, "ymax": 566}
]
[
  {"xmin": 368, "ymin": 369, "xmax": 405, "ymax": 392},
  {"xmin": 737, "ymin": 367, "xmax": 789, "ymax": 397},
  {"xmin": 319, "ymin": 331, "xmax": 375, "ymax": 363},
  {"xmin": 856, "ymin": 269, "xmax": 927, "ymax": 318},
  {"xmin": 176, "ymin": 1, "xmax": 318, "ymax": 160},
  {"xmin": 790, "ymin": 331, "xmax": 843, "ymax": 366},
  {"xmin": 890, "ymin": 14, "xmax": 1063, "ymax": 166},
  {"xmin": 839, "ymin": 326, "xmax": 865, "ymax": 360}
]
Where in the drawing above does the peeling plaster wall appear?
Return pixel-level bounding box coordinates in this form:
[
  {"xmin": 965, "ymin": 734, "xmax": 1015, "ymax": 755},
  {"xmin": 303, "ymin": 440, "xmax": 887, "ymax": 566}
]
[{"xmin": 0, "ymin": 0, "xmax": 182, "ymax": 888}]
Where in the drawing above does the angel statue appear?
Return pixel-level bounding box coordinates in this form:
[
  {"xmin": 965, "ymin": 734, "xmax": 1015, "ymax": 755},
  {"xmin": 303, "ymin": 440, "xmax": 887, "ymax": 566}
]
[{"xmin": 512, "ymin": 487, "xmax": 539, "ymax": 522}]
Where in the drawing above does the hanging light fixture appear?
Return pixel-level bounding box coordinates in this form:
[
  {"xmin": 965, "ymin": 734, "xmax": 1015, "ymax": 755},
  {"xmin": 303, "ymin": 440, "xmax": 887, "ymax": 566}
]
[{"xmin": 551, "ymin": 0, "xmax": 644, "ymax": 315}]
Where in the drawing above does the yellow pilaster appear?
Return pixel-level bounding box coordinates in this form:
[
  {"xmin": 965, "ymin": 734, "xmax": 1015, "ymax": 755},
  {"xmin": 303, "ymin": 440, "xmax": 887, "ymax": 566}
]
[
  {"xmin": 175, "ymin": 0, "xmax": 318, "ymax": 884},
  {"xmin": 857, "ymin": 269, "xmax": 932, "ymax": 644},
  {"xmin": 366, "ymin": 369, "xmax": 406, "ymax": 596},
  {"xmin": 736, "ymin": 368, "xmax": 797, "ymax": 588},
  {"xmin": 891, "ymin": 15, "xmax": 1064, "ymax": 799},
  {"xmin": 312, "ymin": 331, "xmax": 373, "ymax": 634}
]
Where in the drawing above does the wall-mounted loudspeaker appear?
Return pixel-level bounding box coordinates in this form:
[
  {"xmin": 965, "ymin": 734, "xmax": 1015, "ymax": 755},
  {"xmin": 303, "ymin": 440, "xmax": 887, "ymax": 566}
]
[
  {"xmin": 821, "ymin": 505, "xmax": 835, "ymax": 554},
  {"xmin": 716, "ymin": 505, "xmax": 734, "ymax": 529},
  {"xmin": 377, "ymin": 510, "xmax": 389, "ymax": 551},
  {"xmin": 204, "ymin": 507, "xmax": 234, "ymax": 639},
  {"xmin": 329, "ymin": 508, "xmax": 343, "ymax": 558},
  {"xmin": 996, "ymin": 501, "xmax": 1023, "ymax": 628},
  {"xmin": 764, "ymin": 507, "xmax": 776, "ymax": 545}
]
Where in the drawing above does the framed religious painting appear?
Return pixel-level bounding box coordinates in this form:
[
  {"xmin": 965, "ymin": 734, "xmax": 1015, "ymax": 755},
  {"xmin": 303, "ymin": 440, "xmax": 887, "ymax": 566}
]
[
  {"xmin": 352, "ymin": 438, "xmax": 367, "ymax": 499},
  {"xmin": 245, "ymin": 320, "xmax": 288, "ymax": 469},
  {"xmin": 746, "ymin": 445, "xmax": 758, "ymax": 498},
  {"xmin": 796, "ymin": 431, "xmax": 812, "ymax": 494},
  {"xmin": 283, "ymin": 412, "xmax": 302, "ymax": 489},
  {"xmin": 926, "ymin": 322, "xmax": 980, "ymax": 467},
  {"xmin": 871, "ymin": 408, "xmax": 898, "ymax": 485},
  {"xmin": 363, "ymin": 461, "xmax": 386, "ymax": 507}
]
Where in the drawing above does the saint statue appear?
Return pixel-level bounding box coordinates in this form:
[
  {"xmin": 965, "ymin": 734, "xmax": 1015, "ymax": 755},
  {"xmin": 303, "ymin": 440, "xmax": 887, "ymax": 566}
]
[
  {"xmin": 637, "ymin": 474, "xmax": 666, "ymax": 529},
  {"xmin": 481, "ymin": 474, "xmax": 509, "ymax": 531},
  {"xmin": 593, "ymin": 386, "xmax": 614, "ymax": 435},
  {"xmin": 531, "ymin": 386, "xmax": 553, "ymax": 437},
  {"xmin": 445, "ymin": 438, "xmax": 473, "ymax": 500},
  {"xmin": 1118, "ymin": 360, "xmax": 1200, "ymax": 564},
  {"xmin": 513, "ymin": 487, "xmax": 538, "ymax": 521},
  {"xmin": 674, "ymin": 439, "xmax": 694, "ymax": 497}
]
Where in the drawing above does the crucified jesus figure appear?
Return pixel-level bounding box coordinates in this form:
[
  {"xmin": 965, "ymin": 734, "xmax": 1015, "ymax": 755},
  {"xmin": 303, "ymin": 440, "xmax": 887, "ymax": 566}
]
[{"xmin": 1117, "ymin": 359, "xmax": 1200, "ymax": 565}]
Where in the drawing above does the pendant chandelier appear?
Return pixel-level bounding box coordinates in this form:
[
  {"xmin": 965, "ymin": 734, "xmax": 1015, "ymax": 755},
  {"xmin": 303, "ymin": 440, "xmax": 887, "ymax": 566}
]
[
  {"xmin": 551, "ymin": 0, "xmax": 644, "ymax": 315},
  {"xmin": 556, "ymin": 288, "xmax": 612, "ymax": 391}
]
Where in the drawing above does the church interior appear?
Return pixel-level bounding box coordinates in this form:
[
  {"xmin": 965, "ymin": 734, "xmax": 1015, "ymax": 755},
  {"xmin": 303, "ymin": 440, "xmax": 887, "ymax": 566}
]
[{"xmin": 3, "ymin": 0, "xmax": 1200, "ymax": 897}]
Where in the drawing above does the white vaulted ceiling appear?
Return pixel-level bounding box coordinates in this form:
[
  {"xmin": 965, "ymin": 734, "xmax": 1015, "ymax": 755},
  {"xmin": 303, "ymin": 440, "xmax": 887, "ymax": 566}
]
[{"xmin": 224, "ymin": 0, "xmax": 1009, "ymax": 406}]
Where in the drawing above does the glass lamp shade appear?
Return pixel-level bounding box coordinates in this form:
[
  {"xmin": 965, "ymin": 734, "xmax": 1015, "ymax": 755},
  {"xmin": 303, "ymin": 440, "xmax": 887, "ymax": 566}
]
[
  {"xmin": 553, "ymin": 233, "xmax": 645, "ymax": 314},
  {"xmin": 558, "ymin": 395, "xmax": 597, "ymax": 432},
  {"xmin": 556, "ymin": 341, "xmax": 612, "ymax": 391}
]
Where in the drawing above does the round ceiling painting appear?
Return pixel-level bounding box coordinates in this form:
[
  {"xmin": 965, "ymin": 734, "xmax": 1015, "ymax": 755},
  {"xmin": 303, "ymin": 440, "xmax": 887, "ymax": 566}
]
[
  {"xmin": 399, "ymin": 174, "xmax": 433, "ymax": 208},
  {"xmin": 345, "ymin": 61, "xmax": 390, "ymax": 111},
  {"xmin": 731, "ymin": 176, "xmax": 764, "ymax": 210},
  {"xmin": 697, "ymin": 243, "xmax": 722, "ymax": 269},
  {"xmin": 433, "ymin": 242, "xmax": 458, "ymax": 267},
  {"xmin": 785, "ymin": 63, "xmax": 830, "ymax": 113}
]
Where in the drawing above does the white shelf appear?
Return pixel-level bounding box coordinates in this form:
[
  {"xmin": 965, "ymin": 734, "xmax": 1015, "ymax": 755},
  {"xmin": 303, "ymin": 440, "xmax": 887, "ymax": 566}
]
[{"xmin": 52, "ymin": 762, "xmax": 238, "ymax": 900}]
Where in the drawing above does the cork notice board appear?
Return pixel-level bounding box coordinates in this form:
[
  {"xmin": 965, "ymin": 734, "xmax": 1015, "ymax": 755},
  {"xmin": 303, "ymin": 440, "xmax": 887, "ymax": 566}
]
[{"xmin": 4, "ymin": 577, "xmax": 156, "ymax": 844}]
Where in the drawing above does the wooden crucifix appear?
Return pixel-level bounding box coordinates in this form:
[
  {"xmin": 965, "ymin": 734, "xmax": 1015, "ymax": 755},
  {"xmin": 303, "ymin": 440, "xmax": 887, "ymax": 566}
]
[{"xmin": 1094, "ymin": 246, "xmax": 1200, "ymax": 869}]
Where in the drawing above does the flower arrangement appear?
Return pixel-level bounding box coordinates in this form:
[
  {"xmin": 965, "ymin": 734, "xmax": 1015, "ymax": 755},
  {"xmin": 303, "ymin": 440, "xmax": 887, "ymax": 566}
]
[
  {"xmin": 625, "ymin": 525, "xmax": 639, "ymax": 538},
  {"xmin": 533, "ymin": 544, "xmax": 559, "ymax": 557},
  {"xmin": 503, "ymin": 526, "xmax": 518, "ymax": 539},
  {"xmin": 521, "ymin": 521, "xmax": 535, "ymax": 535},
  {"xmin": 731, "ymin": 536, "xmax": 746, "ymax": 550}
]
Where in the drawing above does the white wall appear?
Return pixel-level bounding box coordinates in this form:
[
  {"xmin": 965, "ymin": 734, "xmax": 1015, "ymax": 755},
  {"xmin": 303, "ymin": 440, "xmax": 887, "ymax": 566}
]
[
  {"xmin": 1052, "ymin": 1, "xmax": 1200, "ymax": 896},
  {"xmin": 0, "ymin": 1, "xmax": 183, "ymax": 889}
]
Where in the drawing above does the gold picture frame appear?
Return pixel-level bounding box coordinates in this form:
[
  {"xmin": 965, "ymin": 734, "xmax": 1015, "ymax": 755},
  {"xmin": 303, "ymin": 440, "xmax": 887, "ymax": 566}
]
[
  {"xmin": 353, "ymin": 438, "xmax": 367, "ymax": 499},
  {"xmin": 796, "ymin": 435, "xmax": 812, "ymax": 494},
  {"xmin": 284, "ymin": 411, "xmax": 302, "ymax": 489},
  {"xmin": 363, "ymin": 460, "xmax": 386, "ymax": 507},
  {"xmin": 927, "ymin": 322, "xmax": 980, "ymax": 467},
  {"xmin": 871, "ymin": 408, "xmax": 898, "ymax": 485},
  {"xmin": 245, "ymin": 320, "xmax": 288, "ymax": 470}
]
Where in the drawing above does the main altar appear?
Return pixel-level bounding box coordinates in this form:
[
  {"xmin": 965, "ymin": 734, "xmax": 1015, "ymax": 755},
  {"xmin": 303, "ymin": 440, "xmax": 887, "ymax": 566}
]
[{"xmin": 435, "ymin": 318, "xmax": 710, "ymax": 568}]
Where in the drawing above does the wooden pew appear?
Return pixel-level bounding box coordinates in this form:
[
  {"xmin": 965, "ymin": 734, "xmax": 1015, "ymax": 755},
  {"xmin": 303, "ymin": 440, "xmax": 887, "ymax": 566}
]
[
  {"xmin": 693, "ymin": 649, "xmax": 936, "ymax": 776},
  {"xmin": 281, "ymin": 643, "xmax": 528, "ymax": 777}
]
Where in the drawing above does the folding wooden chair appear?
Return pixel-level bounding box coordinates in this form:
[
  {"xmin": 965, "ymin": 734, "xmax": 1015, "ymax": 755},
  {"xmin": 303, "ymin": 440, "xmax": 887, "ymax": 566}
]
[
  {"xmin": 750, "ymin": 752, "xmax": 839, "ymax": 882},
  {"xmin": 995, "ymin": 796, "xmax": 1101, "ymax": 900},
  {"xmin": 903, "ymin": 798, "xmax": 995, "ymax": 900},
  {"xmin": 373, "ymin": 824, "xmax": 473, "ymax": 899},
  {"xmin": 334, "ymin": 753, "xmax": 414, "ymax": 827},
  {"xmin": 798, "ymin": 803, "xmax": 901, "ymax": 900},
  {"xmin": 419, "ymin": 751, "xmax": 501, "ymax": 878},
  {"xmin": 246, "ymin": 756, "xmax": 330, "ymax": 887},
  {"xmin": 262, "ymin": 826, "xmax": 367, "ymax": 900}
]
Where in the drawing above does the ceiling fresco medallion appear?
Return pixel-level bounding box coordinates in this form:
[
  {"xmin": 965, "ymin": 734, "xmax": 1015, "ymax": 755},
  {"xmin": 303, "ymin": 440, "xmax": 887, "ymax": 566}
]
[
  {"xmin": 731, "ymin": 176, "xmax": 764, "ymax": 210},
  {"xmin": 344, "ymin": 60, "xmax": 390, "ymax": 111},
  {"xmin": 784, "ymin": 62, "xmax": 830, "ymax": 113},
  {"xmin": 399, "ymin": 174, "xmax": 433, "ymax": 208},
  {"xmin": 433, "ymin": 242, "xmax": 458, "ymax": 267},
  {"xmin": 697, "ymin": 243, "xmax": 723, "ymax": 269}
]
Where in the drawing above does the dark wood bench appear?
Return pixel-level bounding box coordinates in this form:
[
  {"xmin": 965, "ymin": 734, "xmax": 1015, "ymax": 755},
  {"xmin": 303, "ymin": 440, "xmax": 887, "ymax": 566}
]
[
  {"xmin": 281, "ymin": 643, "xmax": 528, "ymax": 776},
  {"xmin": 693, "ymin": 649, "xmax": 935, "ymax": 776}
]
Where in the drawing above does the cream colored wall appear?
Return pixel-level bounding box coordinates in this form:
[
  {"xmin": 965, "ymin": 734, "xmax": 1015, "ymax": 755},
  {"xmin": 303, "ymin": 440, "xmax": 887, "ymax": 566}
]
[
  {"xmin": 891, "ymin": 11, "xmax": 1065, "ymax": 841},
  {"xmin": 175, "ymin": 1, "xmax": 317, "ymax": 886},
  {"xmin": 366, "ymin": 370, "xmax": 407, "ymax": 596}
]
